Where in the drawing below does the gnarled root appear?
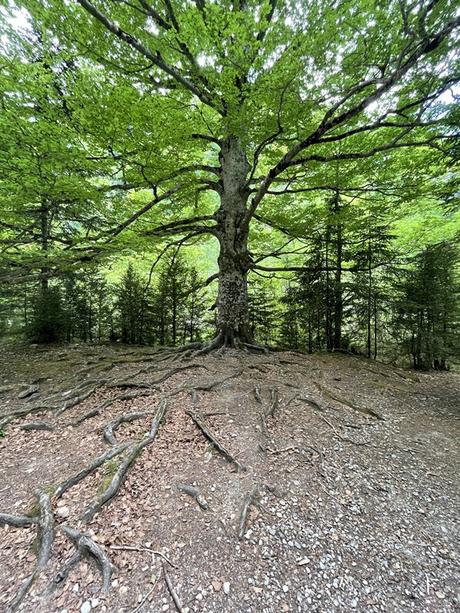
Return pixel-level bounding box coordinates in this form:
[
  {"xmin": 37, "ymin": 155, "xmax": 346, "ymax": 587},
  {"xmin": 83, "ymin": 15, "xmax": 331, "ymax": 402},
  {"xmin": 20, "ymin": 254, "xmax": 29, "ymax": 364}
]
[
  {"xmin": 103, "ymin": 412, "xmax": 153, "ymax": 446},
  {"xmin": 82, "ymin": 399, "xmax": 168, "ymax": 523},
  {"xmin": 53, "ymin": 444, "xmax": 130, "ymax": 500},
  {"xmin": 7, "ymin": 491, "xmax": 54, "ymax": 612},
  {"xmin": 57, "ymin": 526, "xmax": 114, "ymax": 593},
  {"xmin": 0, "ymin": 513, "xmax": 38, "ymax": 528}
]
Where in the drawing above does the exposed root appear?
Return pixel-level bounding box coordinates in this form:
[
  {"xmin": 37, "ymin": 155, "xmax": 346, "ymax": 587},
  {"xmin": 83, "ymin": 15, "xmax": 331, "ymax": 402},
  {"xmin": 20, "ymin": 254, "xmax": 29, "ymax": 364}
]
[
  {"xmin": 238, "ymin": 484, "xmax": 261, "ymax": 540},
  {"xmin": 53, "ymin": 444, "xmax": 131, "ymax": 500},
  {"xmin": 253, "ymin": 385, "xmax": 263, "ymax": 404},
  {"xmin": 315, "ymin": 384, "xmax": 383, "ymax": 420},
  {"xmin": 266, "ymin": 387, "xmax": 279, "ymax": 419},
  {"xmin": 19, "ymin": 421, "xmax": 55, "ymax": 432},
  {"xmin": 193, "ymin": 333, "xmax": 271, "ymax": 356},
  {"xmin": 193, "ymin": 334, "xmax": 224, "ymax": 356},
  {"xmin": 0, "ymin": 405, "xmax": 52, "ymax": 429},
  {"xmin": 177, "ymin": 484, "xmax": 209, "ymax": 510},
  {"xmin": 108, "ymin": 363, "xmax": 205, "ymax": 389},
  {"xmin": 259, "ymin": 387, "xmax": 279, "ymax": 436},
  {"xmin": 56, "ymin": 380, "xmax": 107, "ymax": 416},
  {"xmin": 297, "ymin": 396, "xmax": 324, "ymax": 412},
  {"xmin": 186, "ymin": 408, "xmax": 246, "ymax": 472},
  {"xmin": 49, "ymin": 550, "xmax": 82, "ymax": 592},
  {"xmin": 193, "ymin": 369, "xmax": 244, "ymax": 392},
  {"xmin": 317, "ymin": 414, "xmax": 371, "ymax": 446},
  {"xmin": 18, "ymin": 385, "xmax": 39, "ymax": 399},
  {"xmin": 0, "ymin": 512, "xmax": 38, "ymax": 528},
  {"xmin": 73, "ymin": 390, "xmax": 155, "ymax": 426},
  {"xmin": 103, "ymin": 411, "xmax": 153, "ymax": 445},
  {"xmin": 59, "ymin": 525, "xmax": 114, "ymax": 592},
  {"xmin": 82, "ymin": 399, "xmax": 168, "ymax": 523},
  {"xmin": 163, "ymin": 562, "xmax": 184, "ymax": 613},
  {"xmin": 243, "ymin": 342, "xmax": 270, "ymax": 354},
  {"xmin": 7, "ymin": 491, "xmax": 54, "ymax": 613}
]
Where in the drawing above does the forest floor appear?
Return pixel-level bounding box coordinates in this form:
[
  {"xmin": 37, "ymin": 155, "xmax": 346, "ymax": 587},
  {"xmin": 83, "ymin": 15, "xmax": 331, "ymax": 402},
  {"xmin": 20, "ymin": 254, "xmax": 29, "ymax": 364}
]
[{"xmin": 0, "ymin": 343, "xmax": 459, "ymax": 613}]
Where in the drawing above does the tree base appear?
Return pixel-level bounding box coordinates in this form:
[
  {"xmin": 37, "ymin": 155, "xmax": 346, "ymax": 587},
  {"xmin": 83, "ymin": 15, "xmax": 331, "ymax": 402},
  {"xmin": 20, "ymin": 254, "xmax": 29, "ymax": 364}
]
[{"xmin": 194, "ymin": 331, "xmax": 269, "ymax": 356}]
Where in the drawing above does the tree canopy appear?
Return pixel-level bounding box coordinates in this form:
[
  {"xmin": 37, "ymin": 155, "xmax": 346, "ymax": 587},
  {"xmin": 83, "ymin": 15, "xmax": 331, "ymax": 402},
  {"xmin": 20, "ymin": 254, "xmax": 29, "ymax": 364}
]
[{"xmin": 0, "ymin": 0, "xmax": 458, "ymax": 357}]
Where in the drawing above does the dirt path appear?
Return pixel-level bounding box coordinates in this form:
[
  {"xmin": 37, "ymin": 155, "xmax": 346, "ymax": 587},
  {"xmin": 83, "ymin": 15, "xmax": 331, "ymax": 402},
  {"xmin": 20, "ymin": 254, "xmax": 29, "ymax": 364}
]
[{"xmin": 0, "ymin": 344, "xmax": 459, "ymax": 613}]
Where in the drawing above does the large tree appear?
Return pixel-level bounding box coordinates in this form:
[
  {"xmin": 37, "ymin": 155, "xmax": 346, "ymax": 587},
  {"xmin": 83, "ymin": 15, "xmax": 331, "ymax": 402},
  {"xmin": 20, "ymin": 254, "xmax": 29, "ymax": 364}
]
[{"xmin": 11, "ymin": 0, "xmax": 460, "ymax": 348}]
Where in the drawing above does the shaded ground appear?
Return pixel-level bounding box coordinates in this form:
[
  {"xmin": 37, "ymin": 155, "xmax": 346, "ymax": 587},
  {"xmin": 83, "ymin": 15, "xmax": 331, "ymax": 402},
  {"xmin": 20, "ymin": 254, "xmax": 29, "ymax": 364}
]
[{"xmin": 0, "ymin": 343, "xmax": 459, "ymax": 613}]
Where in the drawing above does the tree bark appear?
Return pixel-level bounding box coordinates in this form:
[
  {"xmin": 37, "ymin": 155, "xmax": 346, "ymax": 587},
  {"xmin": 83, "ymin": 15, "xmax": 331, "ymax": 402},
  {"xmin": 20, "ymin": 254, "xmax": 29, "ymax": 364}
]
[{"xmin": 214, "ymin": 136, "xmax": 253, "ymax": 347}]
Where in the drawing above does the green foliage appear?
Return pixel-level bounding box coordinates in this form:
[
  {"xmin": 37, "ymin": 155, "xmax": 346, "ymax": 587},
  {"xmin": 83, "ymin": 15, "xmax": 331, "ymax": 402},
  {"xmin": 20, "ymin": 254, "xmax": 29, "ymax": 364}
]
[
  {"xmin": 116, "ymin": 263, "xmax": 150, "ymax": 345},
  {"xmin": 27, "ymin": 286, "xmax": 66, "ymax": 343},
  {"xmin": 392, "ymin": 242, "xmax": 459, "ymax": 370},
  {"xmin": 0, "ymin": 1, "xmax": 458, "ymax": 365}
]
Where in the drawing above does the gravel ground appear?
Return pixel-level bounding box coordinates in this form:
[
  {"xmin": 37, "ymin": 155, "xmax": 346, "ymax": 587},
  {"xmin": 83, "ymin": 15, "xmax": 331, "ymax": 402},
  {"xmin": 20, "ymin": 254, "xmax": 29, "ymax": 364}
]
[{"xmin": 0, "ymin": 344, "xmax": 459, "ymax": 613}]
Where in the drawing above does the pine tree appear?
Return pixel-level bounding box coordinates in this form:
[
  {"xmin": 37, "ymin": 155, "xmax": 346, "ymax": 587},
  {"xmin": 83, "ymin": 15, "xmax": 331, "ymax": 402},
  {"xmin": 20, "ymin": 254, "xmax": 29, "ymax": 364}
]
[{"xmin": 393, "ymin": 242, "xmax": 459, "ymax": 370}]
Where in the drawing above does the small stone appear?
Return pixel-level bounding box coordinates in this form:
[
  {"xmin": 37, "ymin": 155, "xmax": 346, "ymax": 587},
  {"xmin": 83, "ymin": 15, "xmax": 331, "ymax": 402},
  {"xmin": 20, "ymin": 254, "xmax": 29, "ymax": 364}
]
[
  {"xmin": 282, "ymin": 585, "xmax": 289, "ymax": 593},
  {"xmin": 72, "ymin": 583, "xmax": 80, "ymax": 593},
  {"xmin": 253, "ymin": 586, "xmax": 263, "ymax": 594},
  {"xmin": 56, "ymin": 506, "xmax": 70, "ymax": 518},
  {"xmin": 80, "ymin": 602, "xmax": 91, "ymax": 613},
  {"xmin": 162, "ymin": 605, "xmax": 170, "ymax": 611},
  {"xmin": 111, "ymin": 579, "xmax": 119, "ymax": 588},
  {"xmin": 223, "ymin": 581, "xmax": 230, "ymax": 595},
  {"xmin": 436, "ymin": 591, "xmax": 446, "ymax": 599},
  {"xmin": 91, "ymin": 599, "xmax": 99, "ymax": 608},
  {"xmin": 212, "ymin": 580, "xmax": 222, "ymax": 592}
]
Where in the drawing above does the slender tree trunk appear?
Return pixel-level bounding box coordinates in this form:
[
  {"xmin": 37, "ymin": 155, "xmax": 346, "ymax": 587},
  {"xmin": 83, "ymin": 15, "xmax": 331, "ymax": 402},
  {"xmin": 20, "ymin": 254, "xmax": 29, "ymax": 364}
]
[
  {"xmin": 373, "ymin": 296, "xmax": 378, "ymax": 360},
  {"xmin": 40, "ymin": 203, "xmax": 49, "ymax": 295},
  {"xmin": 333, "ymin": 221, "xmax": 343, "ymax": 350},
  {"xmin": 325, "ymin": 227, "xmax": 333, "ymax": 352},
  {"xmin": 214, "ymin": 136, "xmax": 253, "ymax": 347},
  {"xmin": 329, "ymin": 189, "xmax": 343, "ymax": 350}
]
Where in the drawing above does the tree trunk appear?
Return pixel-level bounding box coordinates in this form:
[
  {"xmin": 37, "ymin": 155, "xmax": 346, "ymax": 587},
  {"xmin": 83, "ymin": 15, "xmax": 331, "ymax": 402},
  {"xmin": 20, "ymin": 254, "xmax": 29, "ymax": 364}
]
[{"xmin": 214, "ymin": 136, "xmax": 253, "ymax": 347}]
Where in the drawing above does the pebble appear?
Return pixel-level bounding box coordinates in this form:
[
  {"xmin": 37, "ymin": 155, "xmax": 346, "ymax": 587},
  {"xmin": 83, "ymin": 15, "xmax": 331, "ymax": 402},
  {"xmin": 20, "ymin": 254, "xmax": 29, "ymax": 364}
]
[
  {"xmin": 80, "ymin": 602, "xmax": 91, "ymax": 613},
  {"xmin": 223, "ymin": 581, "xmax": 230, "ymax": 594}
]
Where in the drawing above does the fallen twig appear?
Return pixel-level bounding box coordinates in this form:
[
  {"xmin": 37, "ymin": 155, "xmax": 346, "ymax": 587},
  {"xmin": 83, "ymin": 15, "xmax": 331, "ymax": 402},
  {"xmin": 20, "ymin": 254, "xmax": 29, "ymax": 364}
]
[
  {"xmin": 163, "ymin": 562, "xmax": 184, "ymax": 613},
  {"xmin": 110, "ymin": 545, "xmax": 176, "ymax": 567}
]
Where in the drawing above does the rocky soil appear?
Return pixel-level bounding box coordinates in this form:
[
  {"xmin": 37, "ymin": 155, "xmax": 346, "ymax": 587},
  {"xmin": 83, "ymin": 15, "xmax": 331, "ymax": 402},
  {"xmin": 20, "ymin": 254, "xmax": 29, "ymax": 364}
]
[{"xmin": 0, "ymin": 343, "xmax": 459, "ymax": 613}]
